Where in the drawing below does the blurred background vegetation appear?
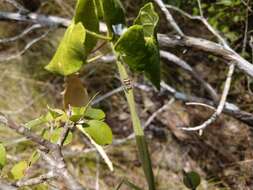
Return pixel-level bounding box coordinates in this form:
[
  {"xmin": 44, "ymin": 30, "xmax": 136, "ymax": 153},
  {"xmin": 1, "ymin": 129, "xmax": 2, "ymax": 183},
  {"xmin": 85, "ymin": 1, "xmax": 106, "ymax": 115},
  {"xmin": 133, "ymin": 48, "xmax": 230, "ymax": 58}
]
[{"xmin": 0, "ymin": 0, "xmax": 253, "ymax": 189}]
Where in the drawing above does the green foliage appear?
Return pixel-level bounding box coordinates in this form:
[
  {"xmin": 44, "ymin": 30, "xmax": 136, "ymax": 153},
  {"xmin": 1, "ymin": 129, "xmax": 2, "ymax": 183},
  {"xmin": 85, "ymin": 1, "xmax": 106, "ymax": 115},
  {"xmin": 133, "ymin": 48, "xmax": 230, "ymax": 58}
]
[
  {"xmin": 85, "ymin": 107, "xmax": 106, "ymax": 120},
  {"xmin": 83, "ymin": 120, "xmax": 113, "ymax": 145},
  {"xmin": 101, "ymin": 0, "xmax": 125, "ymax": 29},
  {"xmin": 134, "ymin": 3, "xmax": 159, "ymax": 37},
  {"xmin": 74, "ymin": 0, "xmax": 99, "ymax": 54},
  {"xmin": 183, "ymin": 171, "xmax": 201, "ymax": 190},
  {"xmin": 43, "ymin": 128, "xmax": 73, "ymax": 145},
  {"xmin": 115, "ymin": 24, "xmax": 160, "ymax": 89},
  {"xmin": 11, "ymin": 161, "xmax": 28, "ymax": 180},
  {"xmin": 45, "ymin": 23, "xmax": 86, "ymax": 76},
  {"xmin": 28, "ymin": 151, "xmax": 40, "ymax": 166},
  {"xmin": 76, "ymin": 124, "xmax": 114, "ymax": 171},
  {"xmin": 0, "ymin": 144, "xmax": 6, "ymax": 169}
]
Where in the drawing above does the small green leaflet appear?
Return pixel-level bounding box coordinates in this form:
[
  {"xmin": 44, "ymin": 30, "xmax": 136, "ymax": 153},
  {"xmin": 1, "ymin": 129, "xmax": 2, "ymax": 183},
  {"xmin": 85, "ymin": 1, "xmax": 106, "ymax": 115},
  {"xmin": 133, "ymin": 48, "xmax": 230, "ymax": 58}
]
[
  {"xmin": 69, "ymin": 106, "xmax": 86, "ymax": 122},
  {"xmin": 85, "ymin": 107, "xmax": 105, "ymax": 120},
  {"xmin": 45, "ymin": 22, "xmax": 86, "ymax": 76},
  {"xmin": 114, "ymin": 25, "xmax": 160, "ymax": 89},
  {"xmin": 74, "ymin": 0, "xmax": 99, "ymax": 54},
  {"xmin": 83, "ymin": 120, "xmax": 112, "ymax": 145},
  {"xmin": 76, "ymin": 124, "xmax": 113, "ymax": 171},
  {"xmin": 25, "ymin": 106, "xmax": 67, "ymax": 129},
  {"xmin": 11, "ymin": 161, "xmax": 28, "ymax": 180},
  {"xmin": 43, "ymin": 128, "xmax": 73, "ymax": 146},
  {"xmin": 134, "ymin": 3, "xmax": 159, "ymax": 37},
  {"xmin": 101, "ymin": 0, "xmax": 125, "ymax": 29},
  {"xmin": 28, "ymin": 150, "xmax": 40, "ymax": 166},
  {"xmin": 183, "ymin": 171, "xmax": 201, "ymax": 190},
  {"xmin": 0, "ymin": 144, "xmax": 6, "ymax": 169}
]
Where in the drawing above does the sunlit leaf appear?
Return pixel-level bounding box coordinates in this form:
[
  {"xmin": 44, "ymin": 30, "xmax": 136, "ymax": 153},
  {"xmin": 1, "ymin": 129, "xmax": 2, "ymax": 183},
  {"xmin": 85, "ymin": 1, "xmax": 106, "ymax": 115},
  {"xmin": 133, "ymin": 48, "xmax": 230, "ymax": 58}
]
[
  {"xmin": 85, "ymin": 107, "xmax": 105, "ymax": 120},
  {"xmin": 183, "ymin": 171, "xmax": 201, "ymax": 190},
  {"xmin": 74, "ymin": 0, "xmax": 99, "ymax": 54},
  {"xmin": 76, "ymin": 124, "xmax": 113, "ymax": 171},
  {"xmin": 83, "ymin": 120, "xmax": 112, "ymax": 145},
  {"xmin": 69, "ymin": 106, "xmax": 86, "ymax": 122},
  {"xmin": 45, "ymin": 23, "xmax": 86, "ymax": 76},
  {"xmin": 11, "ymin": 161, "xmax": 28, "ymax": 180},
  {"xmin": 134, "ymin": 3, "xmax": 159, "ymax": 37},
  {"xmin": 43, "ymin": 128, "xmax": 73, "ymax": 146},
  {"xmin": 0, "ymin": 144, "xmax": 6, "ymax": 169}
]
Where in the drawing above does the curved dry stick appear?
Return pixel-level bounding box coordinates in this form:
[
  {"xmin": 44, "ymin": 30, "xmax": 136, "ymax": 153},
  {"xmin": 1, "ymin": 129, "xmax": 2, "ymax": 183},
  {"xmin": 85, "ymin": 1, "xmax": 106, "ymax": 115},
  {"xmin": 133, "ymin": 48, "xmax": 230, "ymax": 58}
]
[
  {"xmin": 0, "ymin": 24, "xmax": 43, "ymax": 43},
  {"xmin": 182, "ymin": 63, "xmax": 235, "ymax": 131},
  {"xmin": 160, "ymin": 50, "xmax": 218, "ymax": 101}
]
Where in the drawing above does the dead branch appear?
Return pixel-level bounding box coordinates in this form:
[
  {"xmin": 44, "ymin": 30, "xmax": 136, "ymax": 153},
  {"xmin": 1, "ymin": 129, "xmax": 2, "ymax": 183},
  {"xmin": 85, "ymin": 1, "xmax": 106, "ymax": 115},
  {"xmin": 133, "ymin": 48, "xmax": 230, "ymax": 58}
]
[{"xmin": 182, "ymin": 63, "xmax": 235, "ymax": 131}]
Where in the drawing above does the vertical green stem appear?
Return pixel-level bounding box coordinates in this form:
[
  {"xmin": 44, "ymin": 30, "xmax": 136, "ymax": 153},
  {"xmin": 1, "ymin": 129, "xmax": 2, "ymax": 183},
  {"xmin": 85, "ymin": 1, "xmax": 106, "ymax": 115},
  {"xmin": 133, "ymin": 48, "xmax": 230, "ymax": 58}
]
[{"xmin": 116, "ymin": 60, "xmax": 156, "ymax": 190}]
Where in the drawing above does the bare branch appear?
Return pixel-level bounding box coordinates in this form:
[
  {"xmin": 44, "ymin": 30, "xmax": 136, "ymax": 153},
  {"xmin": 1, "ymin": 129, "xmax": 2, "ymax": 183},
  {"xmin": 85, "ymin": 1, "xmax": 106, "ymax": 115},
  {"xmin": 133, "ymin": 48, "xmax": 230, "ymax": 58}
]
[
  {"xmin": 158, "ymin": 34, "xmax": 253, "ymax": 78},
  {"xmin": 15, "ymin": 171, "xmax": 56, "ymax": 187},
  {"xmin": 4, "ymin": 0, "xmax": 27, "ymax": 12},
  {"xmin": 0, "ymin": 24, "xmax": 43, "ymax": 43},
  {"xmin": 160, "ymin": 50, "xmax": 218, "ymax": 101},
  {"xmin": 176, "ymin": 62, "xmax": 234, "ymax": 131},
  {"xmin": 0, "ymin": 30, "xmax": 51, "ymax": 62},
  {"xmin": 153, "ymin": 0, "xmax": 184, "ymax": 36},
  {"xmin": 0, "ymin": 115, "xmax": 55, "ymax": 150}
]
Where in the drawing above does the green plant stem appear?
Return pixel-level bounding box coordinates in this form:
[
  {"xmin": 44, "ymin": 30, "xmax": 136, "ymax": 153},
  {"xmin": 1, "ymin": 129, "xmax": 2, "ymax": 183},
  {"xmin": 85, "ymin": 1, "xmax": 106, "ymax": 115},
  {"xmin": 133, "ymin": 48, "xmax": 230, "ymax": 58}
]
[
  {"xmin": 116, "ymin": 59, "xmax": 156, "ymax": 190},
  {"xmin": 85, "ymin": 29, "xmax": 112, "ymax": 40}
]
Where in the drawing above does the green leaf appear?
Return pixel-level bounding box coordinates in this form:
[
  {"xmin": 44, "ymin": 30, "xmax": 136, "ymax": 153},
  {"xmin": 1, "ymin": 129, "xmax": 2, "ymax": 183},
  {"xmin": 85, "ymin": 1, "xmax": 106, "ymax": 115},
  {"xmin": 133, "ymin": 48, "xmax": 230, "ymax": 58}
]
[
  {"xmin": 85, "ymin": 107, "xmax": 105, "ymax": 120},
  {"xmin": 28, "ymin": 151, "xmax": 40, "ymax": 166},
  {"xmin": 47, "ymin": 106, "xmax": 65, "ymax": 119},
  {"xmin": 69, "ymin": 106, "xmax": 86, "ymax": 122},
  {"xmin": 45, "ymin": 23, "xmax": 86, "ymax": 76},
  {"xmin": 43, "ymin": 128, "xmax": 73, "ymax": 146},
  {"xmin": 25, "ymin": 116, "xmax": 46, "ymax": 129},
  {"xmin": 76, "ymin": 124, "xmax": 113, "ymax": 171},
  {"xmin": 83, "ymin": 120, "xmax": 113, "ymax": 145},
  {"xmin": 0, "ymin": 144, "xmax": 6, "ymax": 169},
  {"xmin": 101, "ymin": 0, "xmax": 125, "ymax": 28},
  {"xmin": 11, "ymin": 161, "xmax": 28, "ymax": 180},
  {"xmin": 114, "ymin": 25, "xmax": 160, "ymax": 89},
  {"xmin": 183, "ymin": 171, "xmax": 201, "ymax": 190},
  {"xmin": 134, "ymin": 3, "xmax": 159, "ymax": 37},
  {"xmin": 94, "ymin": 0, "xmax": 104, "ymax": 19},
  {"xmin": 74, "ymin": 0, "xmax": 99, "ymax": 54}
]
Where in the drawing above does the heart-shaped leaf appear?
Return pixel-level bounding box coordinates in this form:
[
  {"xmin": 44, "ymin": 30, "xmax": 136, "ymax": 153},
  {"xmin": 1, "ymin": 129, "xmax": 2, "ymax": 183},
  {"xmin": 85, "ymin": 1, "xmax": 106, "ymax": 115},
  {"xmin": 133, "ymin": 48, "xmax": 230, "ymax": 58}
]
[
  {"xmin": 134, "ymin": 3, "xmax": 159, "ymax": 37},
  {"xmin": 74, "ymin": 0, "xmax": 99, "ymax": 54},
  {"xmin": 45, "ymin": 23, "xmax": 86, "ymax": 76},
  {"xmin": 114, "ymin": 25, "xmax": 160, "ymax": 89}
]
